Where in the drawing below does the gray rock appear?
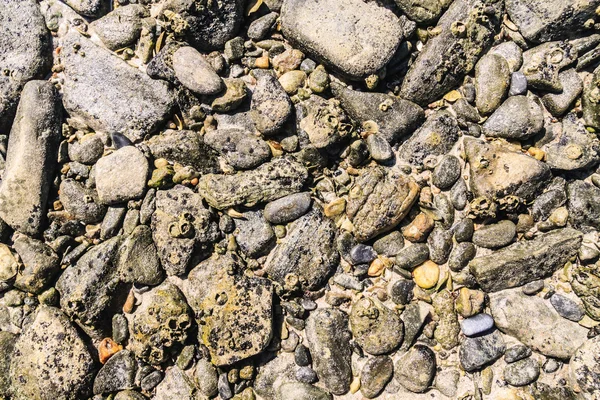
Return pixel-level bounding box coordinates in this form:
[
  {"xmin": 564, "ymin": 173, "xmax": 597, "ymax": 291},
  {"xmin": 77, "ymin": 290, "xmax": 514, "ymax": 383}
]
[
  {"xmin": 234, "ymin": 210, "xmax": 275, "ymax": 258},
  {"xmin": 90, "ymin": 5, "xmax": 148, "ymax": 50},
  {"xmin": 427, "ymin": 226, "xmax": 453, "ymax": 265},
  {"xmin": 435, "ymin": 368, "xmax": 460, "ymax": 398},
  {"xmin": 509, "ymin": 71, "xmax": 528, "ymax": 96},
  {"xmin": 490, "ymin": 289, "xmax": 588, "ymax": 359},
  {"xmin": 583, "ymin": 66, "xmax": 600, "ymax": 130},
  {"xmin": 461, "ymin": 313, "xmax": 494, "ymax": 337},
  {"xmin": 349, "ymin": 244, "xmax": 377, "ymax": 265},
  {"xmin": 346, "ymin": 166, "xmax": 420, "ymax": 242},
  {"xmin": 295, "ymin": 366, "xmax": 317, "ymax": 384},
  {"xmin": 395, "ymin": 344, "xmax": 436, "ymax": 393},
  {"xmin": 505, "ymin": 0, "xmax": 600, "ymax": 43},
  {"xmin": 532, "ymin": 180, "xmax": 567, "ymax": 220},
  {"xmin": 367, "ymin": 134, "xmax": 393, "ymax": 163},
  {"xmin": 350, "ymin": 297, "xmax": 403, "ymax": 355},
  {"xmin": 146, "ymin": 129, "xmax": 219, "ymax": 174},
  {"xmin": 475, "ymin": 54, "xmax": 511, "ymax": 115},
  {"xmin": 248, "ymin": 12, "xmax": 278, "ymax": 40},
  {"xmin": 433, "ymin": 289, "xmax": 460, "ymax": 350},
  {"xmin": 472, "ymin": 220, "xmax": 516, "ymax": 249},
  {"xmin": 194, "ymin": 358, "xmax": 219, "ymax": 398},
  {"xmin": 393, "ymin": 0, "xmax": 445, "ymax": 24},
  {"xmin": 505, "ymin": 344, "xmax": 532, "ymax": 364},
  {"xmin": 184, "ymin": 253, "xmax": 273, "ymax": 366},
  {"xmin": 522, "ymin": 280, "xmax": 545, "ymax": 295},
  {"xmin": 13, "ymin": 235, "xmax": 60, "ymax": 294},
  {"xmin": 96, "ymin": 146, "xmax": 149, "ymax": 205},
  {"xmin": 0, "ymin": 0, "xmax": 51, "ymax": 132},
  {"xmin": 483, "ymin": 96, "xmax": 545, "ymax": 140},
  {"xmin": 218, "ymin": 373, "xmax": 232, "ymax": 400},
  {"xmin": 465, "ymin": 138, "xmax": 551, "ymax": 202},
  {"xmin": 360, "ymin": 356, "xmax": 393, "ymax": 399},
  {"xmin": 281, "ymin": 0, "xmax": 403, "ymax": 80},
  {"xmin": 63, "ymin": 0, "xmax": 108, "ymax": 17},
  {"xmin": 331, "ymin": 83, "xmax": 424, "ymax": 144},
  {"xmin": 395, "ymin": 244, "xmax": 430, "ymax": 271},
  {"xmin": 204, "ymin": 128, "xmax": 271, "ymax": 170},
  {"xmin": 568, "ymin": 180, "xmax": 600, "ymax": 231},
  {"xmin": 68, "ymin": 133, "xmax": 104, "ymax": 165},
  {"xmin": 0, "ymin": 81, "xmax": 60, "ymax": 236},
  {"xmin": 400, "ymin": 0, "xmax": 503, "ymax": 105},
  {"xmin": 389, "ymin": 279, "xmax": 414, "ymax": 305},
  {"xmin": 264, "ymin": 192, "xmax": 312, "ymax": 224},
  {"xmin": 459, "ymin": 329, "xmax": 506, "ymax": 372},
  {"xmin": 250, "ymin": 72, "xmax": 292, "ymax": 135},
  {"xmin": 9, "ymin": 306, "xmax": 94, "ymax": 400},
  {"xmin": 60, "ymin": 179, "xmax": 107, "ymax": 224},
  {"xmin": 61, "ymin": 33, "xmax": 174, "ymax": 142},
  {"xmin": 448, "ymin": 242, "xmax": 476, "ymax": 272},
  {"xmin": 398, "ymin": 111, "xmax": 460, "ymax": 165},
  {"xmin": 212, "ymin": 78, "xmax": 248, "ymax": 112},
  {"xmin": 154, "ymin": 366, "xmax": 197, "ymax": 400},
  {"xmin": 93, "ymin": 350, "xmax": 137, "ymax": 394},
  {"xmin": 470, "ymin": 228, "xmax": 582, "ymax": 292},
  {"xmin": 504, "ymin": 358, "xmax": 540, "ymax": 387},
  {"xmin": 296, "ymin": 95, "xmax": 349, "ymax": 149},
  {"xmin": 198, "ymin": 157, "xmax": 308, "ymax": 210},
  {"xmin": 373, "ymin": 231, "xmax": 405, "ymax": 256},
  {"xmin": 140, "ymin": 370, "xmax": 163, "ymax": 392},
  {"xmin": 569, "ymin": 334, "xmax": 600, "ymax": 399},
  {"xmin": 333, "ymin": 273, "xmax": 364, "ymax": 291},
  {"xmin": 454, "ymin": 218, "xmax": 474, "ymax": 242},
  {"xmin": 432, "ymin": 155, "xmax": 461, "ymax": 190},
  {"xmin": 112, "ymin": 314, "xmax": 129, "ymax": 344},
  {"xmin": 255, "ymin": 352, "xmax": 299, "ymax": 399},
  {"xmin": 549, "ymin": 293, "xmax": 584, "ymax": 322},
  {"xmin": 0, "ymin": 331, "xmax": 16, "ymax": 398},
  {"xmin": 265, "ymin": 208, "xmax": 338, "ymax": 291},
  {"xmin": 117, "ymin": 225, "xmax": 164, "ymax": 285},
  {"xmin": 278, "ymin": 382, "xmax": 333, "ymax": 400},
  {"xmin": 521, "ymin": 41, "xmax": 577, "ymax": 92},
  {"xmin": 541, "ymin": 69, "xmax": 583, "ymax": 117},
  {"xmin": 305, "ymin": 308, "xmax": 352, "ymax": 395},
  {"xmin": 488, "ymin": 41, "xmax": 523, "ymax": 72},
  {"xmin": 543, "ymin": 115, "xmax": 600, "ymax": 172},
  {"xmin": 172, "ymin": 46, "xmax": 224, "ymax": 96}
]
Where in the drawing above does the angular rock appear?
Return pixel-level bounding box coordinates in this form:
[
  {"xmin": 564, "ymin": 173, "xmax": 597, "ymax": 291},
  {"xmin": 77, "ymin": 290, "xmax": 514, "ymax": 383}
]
[
  {"xmin": 96, "ymin": 146, "xmax": 149, "ymax": 205},
  {"xmin": 263, "ymin": 192, "xmax": 312, "ymax": 224},
  {"xmin": 469, "ymin": 228, "xmax": 582, "ymax": 292},
  {"xmin": 204, "ymin": 128, "xmax": 271, "ymax": 170},
  {"xmin": 281, "ymin": 0, "xmax": 403, "ymax": 79},
  {"xmin": 350, "ymin": 297, "xmax": 403, "ymax": 355},
  {"xmin": 395, "ymin": 344, "xmax": 436, "ymax": 393},
  {"xmin": 9, "ymin": 306, "xmax": 94, "ymax": 400},
  {"xmin": 331, "ymin": 82, "xmax": 424, "ymax": 144},
  {"xmin": 250, "ymin": 74, "xmax": 293, "ymax": 135},
  {"xmin": 0, "ymin": 81, "xmax": 60, "ymax": 236},
  {"xmin": 93, "ymin": 350, "xmax": 136, "ymax": 394},
  {"xmin": 254, "ymin": 352, "xmax": 299, "ymax": 399},
  {"xmin": 90, "ymin": 5, "xmax": 148, "ymax": 50},
  {"xmin": 59, "ymin": 179, "xmax": 107, "ymax": 224},
  {"xmin": 542, "ymin": 69, "xmax": 583, "ymax": 117},
  {"xmin": 521, "ymin": 41, "xmax": 577, "ymax": 92},
  {"xmin": 569, "ymin": 335, "xmax": 600, "ymax": 398},
  {"xmin": 543, "ymin": 115, "xmax": 600, "ymax": 172},
  {"xmin": 117, "ymin": 225, "xmax": 164, "ymax": 285},
  {"xmin": 146, "ymin": 129, "xmax": 219, "ymax": 174},
  {"xmin": 185, "ymin": 253, "xmax": 273, "ymax": 366},
  {"xmin": 154, "ymin": 366, "xmax": 197, "ymax": 400},
  {"xmin": 475, "ymin": 54, "xmax": 510, "ymax": 115},
  {"xmin": 490, "ymin": 289, "xmax": 588, "ymax": 359},
  {"xmin": 265, "ymin": 208, "xmax": 338, "ymax": 291},
  {"xmin": 459, "ymin": 329, "xmax": 505, "ymax": 372},
  {"xmin": 305, "ymin": 308, "xmax": 352, "ymax": 395},
  {"xmin": 483, "ymin": 96, "xmax": 545, "ymax": 140},
  {"xmin": 346, "ymin": 166, "xmax": 419, "ymax": 242},
  {"xmin": 198, "ymin": 157, "xmax": 308, "ymax": 210},
  {"xmin": 172, "ymin": 46, "xmax": 224, "ymax": 96},
  {"xmin": 13, "ymin": 235, "xmax": 60, "ymax": 294},
  {"xmin": 400, "ymin": 0, "xmax": 503, "ymax": 105},
  {"xmin": 296, "ymin": 95, "xmax": 349, "ymax": 149},
  {"xmin": 583, "ymin": 66, "xmax": 600, "ymax": 130},
  {"xmin": 61, "ymin": 33, "xmax": 174, "ymax": 142}
]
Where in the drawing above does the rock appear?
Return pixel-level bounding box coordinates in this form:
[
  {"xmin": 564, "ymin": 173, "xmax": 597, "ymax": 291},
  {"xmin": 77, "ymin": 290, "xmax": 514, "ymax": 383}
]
[
  {"xmin": 427, "ymin": 226, "xmax": 453, "ymax": 264},
  {"xmin": 349, "ymin": 244, "xmax": 377, "ymax": 265},
  {"xmin": 0, "ymin": 331, "xmax": 16, "ymax": 397},
  {"xmin": 549, "ymin": 294, "xmax": 584, "ymax": 322},
  {"xmin": 522, "ymin": 280, "xmax": 545, "ymax": 295},
  {"xmin": 278, "ymin": 382, "xmax": 333, "ymax": 400},
  {"xmin": 305, "ymin": 308, "xmax": 352, "ymax": 395},
  {"xmin": 12, "ymin": 235, "xmax": 60, "ymax": 294},
  {"xmin": 9, "ymin": 306, "xmax": 94, "ymax": 400},
  {"xmin": 509, "ymin": 71, "xmax": 528, "ymax": 96},
  {"xmin": 393, "ymin": 0, "xmax": 445, "ymax": 24},
  {"xmin": 459, "ymin": 329, "xmax": 506, "ymax": 372},
  {"xmin": 251, "ymin": 74, "xmax": 292, "ymax": 135},
  {"xmin": 542, "ymin": 69, "xmax": 583, "ymax": 116},
  {"xmin": 490, "ymin": 289, "xmax": 588, "ymax": 359},
  {"xmin": 93, "ymin": 350, "xmax": 136, "ymax": 394},
  {"xmin": 204, "ymin": 128, "xmax": 270, "ymax": 170},
  {"xmin": 61, "ymin": 33, "xmax": 174, "ymax": 142},
  {"xmin": 117, "ymin": 225, "xmax": 164, "ymax": 285},
  {"xmin": 265, "ymin": 208, "xmax": 338, "ymax": 291},
  {"xmin": 505, "ymin": 0, "xmax": 600, "ymax": 43},
  {"xmin": 198, "ymin": 157, "xmax": 308, "ymax": 210},
  {"xmin": 0, "ymin": 244, "xmax": 17, "ymax": 283},
  {"xmin": 398, "ymin": 111, "xmax": 460, "ymax": 165},
  {"xmin": 212, "ymin": 78, "xmax": 248, "ymax": 112},
  {"xmin": 373, "ymin": 231, "xmax": 405, "ymax": 256},
  {"xmin": 465, "ymin": 138, "xmax": 551, "ymax": 202},
  {"xmin": 346, "ymin": 166, "xmax": 419, "ymax": 242},
  {"xmin": 0, "ymin": 81, "xmax": 60, "ymax": 235},
  {"xmin": 281, "ymin": 0, "xmax": 403, "ymax": 80},
  {"xmin": 475, "ymin": 54, "xmax": 511, "ymax": 114},
  {"xmin": 90, "ymin": 5, "xmax": 148, "ymax": 50},
  {"xmin": 572, "ymin": 263, "xmax": 600, "ymax": 320},
  {"xmin": 488, "ymin": 41, "xmax": 523, "ymax": 72},
  {"xmin": 350, "ymin": 297, "xmax": 403, "ymax": 355},
  {"xmin": 505, "ymin": 344, "xmax": 532, "ymax": 363},
  {"xmin": 194, "ymin": 358, "xmax": 219, "ymax": 398},
  {"xmin": 0, "ymin": 0, "xmax": 51, "ymax": 132},
  {"xmin": 296, "ymin": 95, "xmax": 349, "ymax": 149},
  {"xmin": 448, "ymin": 242, "xmax": 476, "ymax": 272},
  {"xmin": 454, "ymin": 219, "xmax": 475, "ymax": 242},
  {"xmin": 389, "ymin": 279, "xmax": 414, "ymax": 305},
  {"xmin": 482, "ymin": 96, "xmax": 545, "ymax": 140},
  {"xmin": 331, "ymin": 83, "xmax": 424, "ymax": 144},
  {"xmin": 400, "ymin": 0, "xmax": 503, "ymax": 105},
  {"xmin": 583, "ymin": 66, "xmax": 600, "ymax": 130},
  {"xmin": 279, "ymin": 70, "xmax": 307, "ymax": 94},
  {"xmin": 255, "ymin": 352, "xmax": 299, "ymax": 399},
  {"xmin": 470, "ymin": 228, "xmax": 582, "ymax": 292},
  {"xmin": 521, "ymin": 41, "xmax": 577, "ymax": 92},
  {"xmin": 217, "ymin": 373, "xmax": 232, "ymax": 400},
  {"xmin": 569, "ymin": 335, "xmax": 600, "ymax": 398},
  {"xmin": 184, "ymin": 253, "xmax": 273, "ymax": 366},
  {"xmin": 59, "ymin": 179, "xmax": 107, "ymax": 224},
  {"xmin": 366, "ymin": 134, "xmax": 394, "ymax": 163},
  {"xmin": 360, "ymin": 356, "xmax": 393, "ymax": 399},
  {"xmin": 504, "ymin": 358, "xmax": 540, "ymax": 387},
  {"xmin": 568, "ymin": 180, "xmax": 600, "ymax": 231},
  {"xmin": 248, "ymin": 12, "xmax": 278, "ymax": 40},
  {"xmin": 472, "ymin": 220, "xmax": 516, "ymax": 249},
  {"xmin": 432, "ymin": 155, "xmax": 461, "ymax": 190},
  {"xmin": 146, "ymin": 129, "xmax": 219, "ymax": 174},
  {"xmin": 151, "ymin": 185, "xmax": 219, "ymax": 276},
  {"xmin": 395, "ymin": 344, "xmax": 436, "ymax": 393},
  {"xmin": 154, "ymin": 366, "xmax": 197, "ymax": 400},
  {"xmin": 264, "ymin": 192, "xmax": 312, "ymax": 224},
  {"xmin": 413, "ymin": 261, "xmax": 440, "ymax": 290},
  {"xmin": 161, "ymin": 0, "xmax": 244, "ymax": 51},
  {"xmin": 435, "ymin": 368, "xmax": 460, "ymax": 398},
  {"xmin": 96, "ymin": 146, "xmax": 149, "ymax": 205},
  {"xmin": 233, "ymin": 210, "xmax": 275, "ymax": 258},
  {"xmin": 461, "ymin": 313, "xmax": 495, "ymax": 337},
  {"xmin": 433, "ymin": 290, "xmax": 460, "ymax": 349},
  {"xmin": 456, "ymin": 287, "xmax": 485, "ymax": 318},
  {"xmin": 129, "ymin": 283, "xmax": 192, "ymax": 365},
  {"xmin": 395, "ymin": 244, "xmax": 430, "ymax": 271},
  {"xmin": 172, "ymin": 46, "xmax": 224, "ymax": 95},
  {"xmin": 543, "ymin": 115, "xmax": 600, "ymax": 171},
  {"xmin": 68, "ymin": 133, "xmax": 104, "ymax": 165}
]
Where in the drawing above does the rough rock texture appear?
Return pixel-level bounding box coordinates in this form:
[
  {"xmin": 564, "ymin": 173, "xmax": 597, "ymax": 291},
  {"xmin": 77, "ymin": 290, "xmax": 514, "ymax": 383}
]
[
  {"xmin": 350, "ymin": 297, "xmax": 403, "ymax": 355},
  {"xmin": 95, "ymin": 146, "xmax": 149, "ymax": 205},
  {"xmin": 204, "ymin": 128, "xmax": 271, "ymax": 170},
  {"xmin": 90, "ymin": 5, "xmax": 148, "ymax": 50},
  {"xmin": 569, "ymin": 335, "xmax": 600, "ymax": 399}
]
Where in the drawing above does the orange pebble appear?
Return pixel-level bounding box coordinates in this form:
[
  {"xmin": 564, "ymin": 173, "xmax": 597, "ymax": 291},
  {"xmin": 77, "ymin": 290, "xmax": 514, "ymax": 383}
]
[{"xmin": 98, "ymin": 338, "xmax": 122, "ymax": 364}]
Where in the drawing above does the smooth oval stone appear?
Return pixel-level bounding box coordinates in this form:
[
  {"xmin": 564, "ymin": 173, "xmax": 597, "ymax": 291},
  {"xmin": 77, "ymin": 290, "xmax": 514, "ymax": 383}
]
[
  {"xmin": 504, "ymin": 358, "xmax": 540, "ymax": 387},
  {"xmin": 367, "ymin": 134, "xmax": 394, "ymax": 163},
  {"xmin": 504, "ymin": 344, "xmax": 532, "ymax": 363},
  {"xmin": 263, "ymin": 192, "xmax": 312, "ymax": 224},
  {"xmin": 432, "ymin": 155, "xmax": 461, "ymax": 190},
  {"xmin": 550, "ymin": 293, "xmax": 585, "ymax": 322},
  {"xmin": 475, "ymin": 53, "xmax": 511, "ymax": 115},
  {"xmin": 349, "ymin": 244, "xmax": 377, "ymax": 265},
  {"xmin": 509, "ymin": 71, "xmax": 528, "ymax": 96},
  {"xmin": 395, "ymin": 244, "xmax": 430, "ymax": 271},
  {"xmin": 472, "ymin": 220, "xmax": 516, "ymax": 249},
  {"xmin": 483, "ymin": 96, "xmax": 544, "ymax": 140},
  {"xmin": 461, "ymin": 313, "xmax": 495, "ymax": 337},
  {"xmin": 172, "ymin": 46, "xmax": 224, "ymax": 95}
]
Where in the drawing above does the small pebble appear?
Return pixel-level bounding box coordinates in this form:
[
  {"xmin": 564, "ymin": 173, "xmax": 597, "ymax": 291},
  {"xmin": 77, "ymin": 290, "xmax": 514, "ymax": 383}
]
[{"xmin": 461, "ymin": 313, "xmax": 495, "ymax": 337}]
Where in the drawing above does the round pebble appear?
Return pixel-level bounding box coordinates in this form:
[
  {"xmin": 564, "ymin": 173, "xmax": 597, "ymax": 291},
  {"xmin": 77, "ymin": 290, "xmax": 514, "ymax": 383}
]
[
  {"xmin": 412, "ymin": 261, "xmax": 440, "ymax": 289},
  {"xmin": 461, "ymin": 313, "xmax": 495, "ymax": 337}
]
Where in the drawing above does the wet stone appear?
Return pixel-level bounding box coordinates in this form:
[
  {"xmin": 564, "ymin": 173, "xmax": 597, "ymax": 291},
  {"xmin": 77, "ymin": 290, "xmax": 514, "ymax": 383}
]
[
  {"xmin": 350, "ymin": 297, "xmax": 403, "ymax": 355},
  {"xmin": 389, "ymin": 279, "xmax": 414, "ymax": 305}
]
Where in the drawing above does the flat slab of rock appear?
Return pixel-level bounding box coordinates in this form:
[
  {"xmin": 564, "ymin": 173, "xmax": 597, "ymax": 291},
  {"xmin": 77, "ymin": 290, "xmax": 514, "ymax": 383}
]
[
  {"xmin": 470, "ymin": 228, "xmax": 582, "ymax": 292},
  {"xmin": 569, "ymin": 335, "xmax": 600, "ymax": 398},
  {"xmin": 0, "ymin": 81, "xmax": 61, "ymax": 235},
  {"xmin": 63, "ymin": 0, "xmax": 109, "ymax": 17},
  {"xmin": 281, "ymin": 0, "xmax": 403, "ymax": 80},
  {"xmin": 95, "ymin": 146, "xmax": 149, "ymax": 205},
  {"xmin": 61, "ymin": 32, "xmax": 174, "ymax": 142},
  {"xmin": 90, "ymin": 4, "xmax": 148, "ymax": 50},
  {"xmin": 0, "ymin": 0, "xmax": 51, "ymax": 131},
  {"xmin": 9, "ymin": 306, "xmax": 94, "ymax": 400},
  {"xmin": 490, "ymin": 289, "xmax": 588, "ymax": 359},
  {"xmin": 346, "ymin": 166, "xmax": 419, "ymax": 242}
]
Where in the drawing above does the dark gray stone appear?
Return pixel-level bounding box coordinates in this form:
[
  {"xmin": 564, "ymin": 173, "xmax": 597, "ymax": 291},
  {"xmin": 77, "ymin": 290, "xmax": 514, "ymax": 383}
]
[
  {"xmin": 432, "ymin": 155, "xmax": 461, "ymax": 190},
  {"xmin": 60, "ymin": 179, "xmax": 107, "ymax": 224},
  {"xmin": 505, "ymin": 344, "xmax": 532, "ymax": 363},
  {"xmin": 483, "ymin": 96, "xmax": 545, "ymax": 140},
  {"xmin": 263, "ymin": 192, "xmax": 312, "ymax": 224},
  {"xmin": 550, "ymin": 293, "xmax": 584, "ymax": 322},
  {"xmin": 459, "ymin": 329, "xmax": 506, "ymax": 372},
  {"xmin": 360, "ymin": 356, "xmax": 393, "ymax": 399},
  {"xmin": 13, "ymin": 235, "xmax": 60, "ymax": 294},
  {"xmin": 204, "ymin": 128, "xmax": 271, "ymax": 170},
  {"xmin": 472, "ymin": 220, "xmax": 516, "ymax": 249},
  {"xmin": 93, "ymin": 350, "xmax": 137, "ymax": 394},
  {"xmin": 234, "ymin": 210, "xmax": 275, "ymax": 258},
  {"xmin": 394, "ymin": 244, "xmax": 430, "ymax": 271}
]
